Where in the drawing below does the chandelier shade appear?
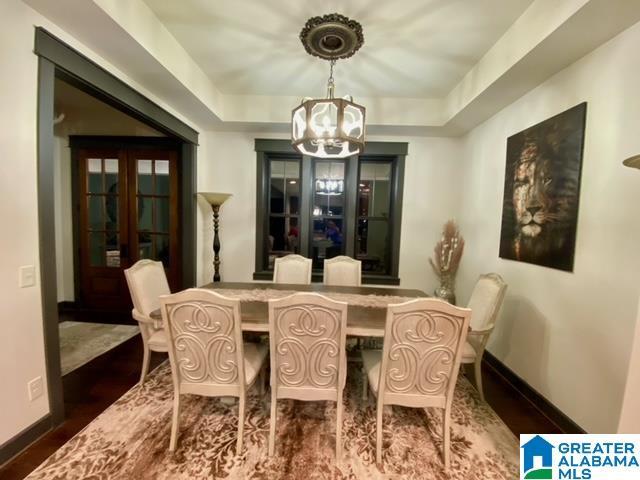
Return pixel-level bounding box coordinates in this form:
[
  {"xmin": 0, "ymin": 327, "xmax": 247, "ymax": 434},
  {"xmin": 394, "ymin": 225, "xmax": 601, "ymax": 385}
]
[
  {"xmin": 291, "ymin": 96, "xmax": 365, "ymax": 158},
  {"xmin": 292, "ymin": 13, "xmax": 366, "ymax": 159}
]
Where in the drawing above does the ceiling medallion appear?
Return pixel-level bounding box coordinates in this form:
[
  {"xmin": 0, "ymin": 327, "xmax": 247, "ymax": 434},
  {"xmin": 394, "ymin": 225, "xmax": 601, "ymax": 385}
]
[
  {"xmin": 291, "ymin": 13, "xmax": 366, "ymax": 159},
  {"xmin": 299, "ymin": 13, "xmax": 364, "ymax": 60}
]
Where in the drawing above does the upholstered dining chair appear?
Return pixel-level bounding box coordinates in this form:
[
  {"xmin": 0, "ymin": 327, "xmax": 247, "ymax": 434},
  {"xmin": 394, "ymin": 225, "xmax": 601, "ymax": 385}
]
[
  {"xmin": 323, "ymin": 256, "xmax": 362, "ymax": 287},
  {"xmin": 268, "ymin": 293, "xmax": 348, "ymax": 461},
  {"xmin": 461, "ymin": 273, "xmax": 508, "ymax": 401},
  {"xmin": 273, "ymin": 254, "xmax": 312, "ymax": 284},
  {"xmin": 124, "ymin": 259, "xmax": 170, "ymax": 384},
  {"xmin": 160, "ymin": 288, "xmax": 268, "ymax": 453},
  {"xmin": 361, "ymin": 298, "xmax": 471, "ymax": 468}
]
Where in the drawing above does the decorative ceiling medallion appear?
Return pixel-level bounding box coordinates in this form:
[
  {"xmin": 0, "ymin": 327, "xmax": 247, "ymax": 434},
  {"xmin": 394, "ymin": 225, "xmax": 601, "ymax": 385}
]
[{"xmin": 300, "ymin": 13, "xmax": 364, "ymax": 61}]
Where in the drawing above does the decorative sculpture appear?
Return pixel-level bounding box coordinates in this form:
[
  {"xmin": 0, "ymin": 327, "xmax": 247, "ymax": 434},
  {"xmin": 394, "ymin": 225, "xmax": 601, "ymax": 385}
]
[{"xmin": 430, "ymin": 220, "xmax": 465, "ymax": 304}]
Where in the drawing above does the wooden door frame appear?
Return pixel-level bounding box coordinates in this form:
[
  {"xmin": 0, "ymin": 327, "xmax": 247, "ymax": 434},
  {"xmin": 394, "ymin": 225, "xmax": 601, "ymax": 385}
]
[
  {"xmin": 0, "ymin": 27, "xmax": 200, "ymax": 462},
  {"xmin": 70, "ymin": 136, "xmax": 184, "ymax": 308}
]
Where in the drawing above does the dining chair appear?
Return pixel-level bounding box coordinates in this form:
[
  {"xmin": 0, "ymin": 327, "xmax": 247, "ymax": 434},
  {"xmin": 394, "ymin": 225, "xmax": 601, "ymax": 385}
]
[
  {"xmin": 273, "ymin": 254, "xmax": 312, "ymax": 284},
  {"xmin": 361, "ymin": 298, "xmax": 471, "ymax": 468},
  {"xmin": 124, "ymin": 259, "xmax": 170, "ymax": 384},
  {"xmin": 323, "ymin": 256, "xmax": 362, "ymax": 287},
  {"xmin": 268, "ymin": 293, "xmax": 348, "ymax": 461},
  {"xmin": 461, "ymin": 273, "xmax": 507, "ymax": 401},
  {"xmin": 160, "ymin": 288, "xmax": 268, "ymax": 453}
]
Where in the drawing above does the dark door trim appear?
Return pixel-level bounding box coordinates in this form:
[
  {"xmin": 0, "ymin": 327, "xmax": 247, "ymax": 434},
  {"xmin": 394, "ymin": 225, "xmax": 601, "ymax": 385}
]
[{"xmin": 7, "ymin": 27, "xmax": 200, "ymax": 462}]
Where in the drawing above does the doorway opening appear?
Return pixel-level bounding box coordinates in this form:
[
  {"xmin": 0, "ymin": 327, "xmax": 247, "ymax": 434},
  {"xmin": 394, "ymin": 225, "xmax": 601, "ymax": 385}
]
[
  {"xmin": 36, "ymin": 27, "xmax": 198, "ymax": 432},
  {"xmin": 53, "ymin": 77, "xmax": 184, "ymax": 389}
]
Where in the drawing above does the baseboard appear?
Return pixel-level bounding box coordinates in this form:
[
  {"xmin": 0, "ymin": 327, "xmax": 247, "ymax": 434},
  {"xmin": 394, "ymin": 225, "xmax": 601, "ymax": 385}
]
[
  {"xmin": 0, "ymin": 414, "xmax": 52, "ymax": 466},
  {"xmin": 483, "ymin": 351, "xmax": 586, "ymax": 434},
  {"xmin": 57, "ymin": 301, "xmax": 77, "ymax": 312}
]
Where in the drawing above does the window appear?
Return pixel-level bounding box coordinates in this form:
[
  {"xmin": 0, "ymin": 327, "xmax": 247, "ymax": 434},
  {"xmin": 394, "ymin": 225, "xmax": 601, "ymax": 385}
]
[
  {"xmin": 311, "ymin": 160, "xmax": 346, "ymax": 269},
  {"xmin": 255, "ymin": 140, "xmax": 406, "ymax": 284},
  {"xmin": 267, "ymin": 158, "xmax": 300, "ymax": 268}
]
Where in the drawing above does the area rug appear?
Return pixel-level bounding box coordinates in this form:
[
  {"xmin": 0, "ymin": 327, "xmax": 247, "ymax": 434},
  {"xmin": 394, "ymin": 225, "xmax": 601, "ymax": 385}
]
[
  {"xmin": 59, "ymin": 321, "xmax": 140, "ymax": 375},
  {"xmin": 27, "ymin": 359, "xmax": 517, "ymax": 479}
]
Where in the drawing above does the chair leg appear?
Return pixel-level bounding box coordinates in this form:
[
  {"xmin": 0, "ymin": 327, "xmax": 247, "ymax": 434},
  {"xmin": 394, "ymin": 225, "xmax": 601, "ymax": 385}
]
[
  {"xmin": 236, "ymin": 395, "xmax": 246, "ymax": 456},
  {"xmin": 259, "ymin": 366, "xmax": 266, "ymax": 396},
  {"xmin": 474, "ymin": 357, "xmax": 485, "ymax": 402},
  {"xmin": 361, "ymin": 368, "xmax": 368, "ymax": 401},
  {"xmin": 268, "ymin": 389, "xmax": 277, "ymax": 456},
  {"xmin": 443, "ymin": 406, "xmax": 451, "ymax": 469},
  {"xmin": 375, "ymin": 401, "xmax": 383, "ymax": 464},
  {"xmin": 169, "ymin": 392, "xmax": 181, "ymax": 451},
  {"xmin": 140, "ymin": 345, "xmax": 151, "ymax": 384},
  {"xmin": 336, "ymin": 395, "xmax": 343, "ymax": 463}
]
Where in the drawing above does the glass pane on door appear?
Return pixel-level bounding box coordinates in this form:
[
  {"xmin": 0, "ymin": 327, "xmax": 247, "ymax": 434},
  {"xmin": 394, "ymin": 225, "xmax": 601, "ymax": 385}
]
[
  {"xmin": 85, "ymin": 157, "xmax": 121, "ymax": 268},
  {"xmin": 135, "ymin": 158, "xmax": 172, "ymax": 267}
]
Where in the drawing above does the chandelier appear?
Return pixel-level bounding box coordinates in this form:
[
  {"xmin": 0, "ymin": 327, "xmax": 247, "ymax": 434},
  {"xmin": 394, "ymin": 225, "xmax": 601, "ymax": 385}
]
[{"xmin": 291, "ymin": 14, "xmax": 366, "ymax": 158}]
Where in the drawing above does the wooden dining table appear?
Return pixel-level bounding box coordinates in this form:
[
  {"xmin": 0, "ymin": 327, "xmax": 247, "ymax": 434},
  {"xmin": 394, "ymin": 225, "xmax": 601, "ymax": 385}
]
[{"xmin": 150, "ymin": 281, "xmax": 428, "ymax": 337}]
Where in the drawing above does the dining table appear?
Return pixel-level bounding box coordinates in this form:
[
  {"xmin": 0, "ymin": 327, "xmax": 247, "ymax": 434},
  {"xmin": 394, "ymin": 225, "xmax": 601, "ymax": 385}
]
[{"xmin": 149, "ymin": 281, "xmax": 428, "ymax": 337}]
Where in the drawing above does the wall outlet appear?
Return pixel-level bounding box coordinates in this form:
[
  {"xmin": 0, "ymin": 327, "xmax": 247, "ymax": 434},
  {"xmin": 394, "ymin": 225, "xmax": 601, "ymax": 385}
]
[
  {"xmin": 19, "ymin": 265, "xmax": 36, "ymax": 288},
  {"xmin": 28, "ymin": 376, "xmax": 43, "ymax": 402}
]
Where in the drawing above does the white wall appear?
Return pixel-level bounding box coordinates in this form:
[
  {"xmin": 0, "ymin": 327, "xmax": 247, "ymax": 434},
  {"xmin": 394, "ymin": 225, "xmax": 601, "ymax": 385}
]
[
  {"xmin": 0, "ymin": 0, "xmax": 208, "ymax": 445},
  {"xmin": 198, "ymin": 132, "xmax": 462, "ymax": 294},
  {"xmin": 618, "ymin": 292, "xmax": 640, "ymax": 433},
  {"xmin": 456, "ymin": 21, "xmax": 640, "ymax": 433},
  {"xmin": 53, "ymin": 136, "xmax": 74, "ymax": 302}
]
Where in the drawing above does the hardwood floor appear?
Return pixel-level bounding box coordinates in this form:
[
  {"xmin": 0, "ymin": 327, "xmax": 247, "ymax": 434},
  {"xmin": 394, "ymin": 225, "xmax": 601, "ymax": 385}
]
[
  {"xmin": 1, "ymin": 339, "xmax": 561, "ymax": 479},
  {"xmin": 0, "ymin": 334, "xmax": 165, "ymax": 480}
]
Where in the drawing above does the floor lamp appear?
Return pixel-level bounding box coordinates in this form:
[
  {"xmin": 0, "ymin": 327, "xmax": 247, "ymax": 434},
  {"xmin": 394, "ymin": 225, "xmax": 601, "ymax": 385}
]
[{"xmin": 198, "ymin": 192, "xmax": 232, "ymax": 282}]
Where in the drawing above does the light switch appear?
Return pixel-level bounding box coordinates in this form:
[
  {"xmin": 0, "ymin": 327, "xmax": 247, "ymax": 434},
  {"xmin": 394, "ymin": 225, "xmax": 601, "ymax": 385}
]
[
  {"xmin": 19, "ymin": 265, "xmax": 36, "ymax": 288},
  {"xmin": 28, "ymin": 376, "xmax": 43, "ymax": 401}
]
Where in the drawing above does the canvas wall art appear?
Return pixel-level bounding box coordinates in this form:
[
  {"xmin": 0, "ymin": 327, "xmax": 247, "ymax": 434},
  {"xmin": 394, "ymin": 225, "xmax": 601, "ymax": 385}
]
[{"xmin": 499, "ymin": 102, "xmax": 587, "ymax": 272}]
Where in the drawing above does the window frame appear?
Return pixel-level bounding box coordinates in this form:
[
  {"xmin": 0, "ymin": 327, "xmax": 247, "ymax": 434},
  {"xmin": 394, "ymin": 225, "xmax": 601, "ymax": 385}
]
[{"xmin": 254, "ymin": 139, "xmax": 406, "ymax": 285}]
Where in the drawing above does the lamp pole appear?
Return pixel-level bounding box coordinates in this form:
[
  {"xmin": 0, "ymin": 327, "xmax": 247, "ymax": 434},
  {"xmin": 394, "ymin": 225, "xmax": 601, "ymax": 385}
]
[
  {"xmin": 198, "ymin": 192, "xmax": 232, "ymax": 283},
  {"xmin": 212, "ymin": 203, "xmax": 221, "ymax": 282}
]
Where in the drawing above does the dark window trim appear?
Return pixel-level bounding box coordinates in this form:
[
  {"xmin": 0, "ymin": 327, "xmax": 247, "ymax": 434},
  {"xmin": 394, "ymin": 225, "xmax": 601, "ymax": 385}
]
[
  {"xmin": 8, "ymin": 27, "xmax": 200, "ymax": 462},
  {"xmin": 253, "ymin": 139, "xmax": 406, "ymax": 285}
]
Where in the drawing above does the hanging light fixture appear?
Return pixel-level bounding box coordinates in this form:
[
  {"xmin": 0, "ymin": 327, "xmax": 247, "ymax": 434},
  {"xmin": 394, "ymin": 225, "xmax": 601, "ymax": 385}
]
[{"xmin": 292, "ymin": 13, "xmax": 366, "ymax": 158}]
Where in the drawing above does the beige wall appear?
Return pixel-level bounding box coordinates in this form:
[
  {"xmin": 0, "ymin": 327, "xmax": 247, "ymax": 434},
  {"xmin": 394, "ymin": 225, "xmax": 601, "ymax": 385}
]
[
  {"xmin": 197, "ymin": 132, "xmax": 462, "ymax": 294},
  {"xmin": 618, "ymin": 293, "xmax": 640, "ymax": 433},
  {"xmin": 53, "ymin": 136, "xmax": 74, "ymax": 302},
  {"xmin": 455, "ymin": 21, "xmax": 640, "ymax": 433}
]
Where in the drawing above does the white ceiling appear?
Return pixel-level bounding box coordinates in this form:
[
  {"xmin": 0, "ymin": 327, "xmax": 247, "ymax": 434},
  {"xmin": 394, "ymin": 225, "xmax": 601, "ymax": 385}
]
[{"xmin": 144, "ymin": 0, "xmax": 534, "ymax": 98}]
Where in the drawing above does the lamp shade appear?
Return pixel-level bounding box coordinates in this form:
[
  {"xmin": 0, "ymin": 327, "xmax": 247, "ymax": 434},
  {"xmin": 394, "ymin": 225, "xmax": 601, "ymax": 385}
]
[
  {"xmin": 198, "ymin": 192, "xmax": 232, "ymax": 206},
  {"xmin": 292, "ymin": 96, "xmax": 365, "ymax": 158}
]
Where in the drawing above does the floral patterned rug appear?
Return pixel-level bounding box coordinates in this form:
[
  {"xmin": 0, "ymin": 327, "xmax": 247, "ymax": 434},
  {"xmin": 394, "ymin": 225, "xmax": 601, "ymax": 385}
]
[{"xmin": 27, "ymin": 361, "xmax": 518, "ymax": 479}]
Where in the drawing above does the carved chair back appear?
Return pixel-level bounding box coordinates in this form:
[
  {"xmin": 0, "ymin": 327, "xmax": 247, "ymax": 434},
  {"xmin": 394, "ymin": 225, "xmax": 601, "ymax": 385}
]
[
  {"xmin": 125, "ymin": 259, "xmax": 170, "ymax": 317},
  {"xmin": 378, "ymin": 298, "xmax": 471, "ymax": 409},
  {"xmin": 323, "ymin": 256, "xmax": 362, "ymax": 287},
  {"xmin": 273, "ymin": 254, "xmax": 312, "ymax": 285},
  {"xmin": 268, "ymin": 293, "xmax": 348, "ymax": 401},
  {"xmin": 160, "ymin": 288, "xmax": 246, "ymax": 398},
  {"xmin": 467, "ymin": 273, "xmax": 507, "ymax": 331}
]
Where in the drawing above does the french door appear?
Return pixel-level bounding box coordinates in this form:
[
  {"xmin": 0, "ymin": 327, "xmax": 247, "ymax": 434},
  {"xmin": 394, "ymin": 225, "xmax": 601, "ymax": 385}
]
[{"xmin": 78, "ymin": 147, "xmax": 180, "ymax": 309}]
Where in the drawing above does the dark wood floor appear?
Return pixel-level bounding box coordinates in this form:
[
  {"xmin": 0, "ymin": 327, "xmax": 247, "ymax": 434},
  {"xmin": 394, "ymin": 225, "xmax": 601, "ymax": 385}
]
[{"xmin": 0, "ymin": 333, "xmax": 561, "ymax": 479}]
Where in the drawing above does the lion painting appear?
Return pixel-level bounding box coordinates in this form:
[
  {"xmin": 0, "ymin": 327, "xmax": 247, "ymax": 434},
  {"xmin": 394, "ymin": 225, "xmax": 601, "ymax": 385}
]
[{"xmin": 499, "ymin": 103, "xmax": 587, "ymax": 271}]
